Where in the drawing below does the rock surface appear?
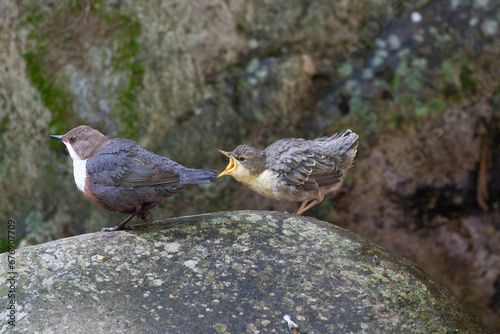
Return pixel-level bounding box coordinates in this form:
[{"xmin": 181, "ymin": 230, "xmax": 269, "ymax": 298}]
[{"xmin": 0, "ymin": 211, "xmax": 491, "ymax": 333}]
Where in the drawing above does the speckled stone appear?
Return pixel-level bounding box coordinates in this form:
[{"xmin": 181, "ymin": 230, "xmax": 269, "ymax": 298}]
[{"xmin": 0, "ymin": 211, "xmax": 492, "ymax": 333}]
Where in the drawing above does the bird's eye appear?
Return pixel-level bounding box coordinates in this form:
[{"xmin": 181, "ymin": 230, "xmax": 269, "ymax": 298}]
[
  {"xmin": 69, "ymin": 136, "xmax": 76, "ymax": 143},
  {"xmin": 239, "ymin": 157, "xmax": 245, "ymax": 162}
]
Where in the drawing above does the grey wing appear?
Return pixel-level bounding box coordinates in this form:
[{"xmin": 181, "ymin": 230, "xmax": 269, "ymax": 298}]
[
  {"xmin": 269, "ymin": 147, "xmax": 343, "ymax": 191},
  {"xmin": 119, "ymin": 157, "xmax": 180, "ymax": 188},
  {"xmin": 87, "ymin": 153, "xmax": 180, "ymax": 189}
]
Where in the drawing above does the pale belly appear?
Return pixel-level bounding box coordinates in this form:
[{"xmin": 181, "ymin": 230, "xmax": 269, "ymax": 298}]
[
  {"xmin": 243, "ymin": 169, "xmax": 277, "ymax": 199},
  {"xmin": 234, "ymin": 169, "xmax": 321, "ymax": 202}
]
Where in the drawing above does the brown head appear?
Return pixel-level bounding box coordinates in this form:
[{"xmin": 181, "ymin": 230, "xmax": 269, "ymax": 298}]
[
  {"xmin": 218, "ymin": 145, "xmax": 267, "ymax": 183},
  {"xmin": 50, "ymin": 125, "xmax": 109, "ymax": 161}
]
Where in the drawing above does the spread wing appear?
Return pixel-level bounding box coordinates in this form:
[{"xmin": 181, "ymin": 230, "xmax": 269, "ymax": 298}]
[
  {"xmin": 86, "ymin": 143, "xmax": 180, "ymax": 189},
  {"xmin": 268, "ymin": 146, "xmax": 343, "ymax": 191}
]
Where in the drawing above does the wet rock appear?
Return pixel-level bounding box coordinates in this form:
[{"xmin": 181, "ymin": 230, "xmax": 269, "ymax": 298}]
[{"xmin": 0, "ymin": 211, "xmax": 491, "ymax": 333}]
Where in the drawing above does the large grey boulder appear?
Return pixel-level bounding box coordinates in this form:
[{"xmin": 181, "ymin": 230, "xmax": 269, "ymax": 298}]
[{"xmin": 0, "ymin": 211, "xmax": 491, "ymax": 333}]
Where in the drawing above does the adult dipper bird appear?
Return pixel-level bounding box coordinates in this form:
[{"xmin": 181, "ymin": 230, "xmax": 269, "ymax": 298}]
[
  {"xmin": 50, "ymin": 125, "xmax": 218, "ymax": 232},
  {"xmin": 218, "ymin": 130, "xmax": 358, "ymax": 215}
]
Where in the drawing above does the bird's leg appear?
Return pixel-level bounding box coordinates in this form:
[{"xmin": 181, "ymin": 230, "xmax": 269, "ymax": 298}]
[
  {"xmin": 101, "ymin": 205, "xmax": 143, "ymax": 232},
  {"xmin": 137, "ymin": 211, "xmax": 152, "ymax": 221},
  {"xmin": 297, "ymin": 201, "xmax": 309, "ymax": 214},
  {"xmin": 296, "ymin": 195, "xmax": 324, "ymax": 215}
]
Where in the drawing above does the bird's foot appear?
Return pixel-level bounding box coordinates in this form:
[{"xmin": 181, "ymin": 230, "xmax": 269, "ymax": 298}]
[
  {"xmin": 101, "ymin": 211, "xmax": 139, "ymax": 232},
  {"xmin": 101, "ymin": 224, "xmax": 137, "ymax": 232}
]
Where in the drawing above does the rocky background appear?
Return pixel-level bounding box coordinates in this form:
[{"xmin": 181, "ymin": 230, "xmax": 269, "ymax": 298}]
[{"xmin": 0, "ymin": 0, "xmax": 499, "ymax": 331}]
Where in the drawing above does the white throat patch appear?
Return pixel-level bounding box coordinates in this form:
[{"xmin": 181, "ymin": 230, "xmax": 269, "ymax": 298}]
[{"xmin": 64, "ymin": 142, "xmax": 87, "ymax": 192}]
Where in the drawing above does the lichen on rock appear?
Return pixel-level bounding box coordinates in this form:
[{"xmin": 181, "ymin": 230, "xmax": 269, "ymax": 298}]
[{"xmin": 0, "ymin": 211, "xmax": 491, "ymax": 333}]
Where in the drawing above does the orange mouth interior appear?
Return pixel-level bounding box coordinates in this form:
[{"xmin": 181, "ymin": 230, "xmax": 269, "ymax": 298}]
[{"xmin": 218, "ymin": 151, "xmax": 236, "ymax": 177}]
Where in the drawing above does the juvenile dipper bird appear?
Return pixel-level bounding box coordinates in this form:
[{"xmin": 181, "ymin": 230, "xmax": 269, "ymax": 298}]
[
  {"xmin": 218, "ymin": 130, "xmax": 358, "ymax": 215},
  {"xmin": 50, "ymin": 125, "xmax": 218, "ymax": 232}
]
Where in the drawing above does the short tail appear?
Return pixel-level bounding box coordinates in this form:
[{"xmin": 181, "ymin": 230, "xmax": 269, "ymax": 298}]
[
  {"xmin": 182, "ymin": 168, "xmax": 219, "ymax": 185},
  {"xmin": 315, "ymin": 129, "xmax": 359, "ymax": 168},
  {"xmin": 334, "ymin": 129, "xmax": 358, "ymax": 155},
  {"xmin": 334, "ymin": 130, "xmax": 358, "ymax": 169}
]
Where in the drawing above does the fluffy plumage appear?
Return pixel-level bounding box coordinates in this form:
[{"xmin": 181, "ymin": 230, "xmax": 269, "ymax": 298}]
[{"xmin": 219, "ymin": 130, "xmax": 358, "ymax": 214}]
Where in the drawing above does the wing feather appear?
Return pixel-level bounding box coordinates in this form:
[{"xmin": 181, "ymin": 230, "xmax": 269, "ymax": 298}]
[
  {"xmin": 268, "ymin": 145, "xmax": 343, "ymax": 191},
  {"xmin": 87, "ymin": 148, "xmax": 180, "ymax": 189}
]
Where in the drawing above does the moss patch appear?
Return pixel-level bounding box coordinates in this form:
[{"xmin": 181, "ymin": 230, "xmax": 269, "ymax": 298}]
[{"xmin": 22, "ymin": 0, "xmax": 144, "ymax": 140}]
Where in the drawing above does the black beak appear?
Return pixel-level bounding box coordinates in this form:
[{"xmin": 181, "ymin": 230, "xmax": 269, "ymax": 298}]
[{"xmin": 50, "ymin": 135, "xmax": 63, "ymax": 141}]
